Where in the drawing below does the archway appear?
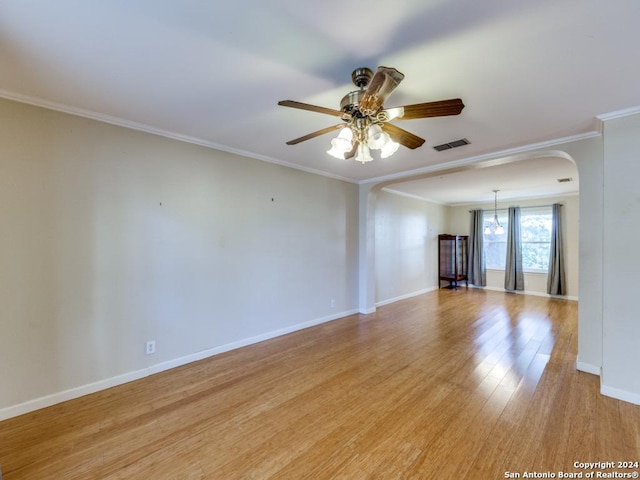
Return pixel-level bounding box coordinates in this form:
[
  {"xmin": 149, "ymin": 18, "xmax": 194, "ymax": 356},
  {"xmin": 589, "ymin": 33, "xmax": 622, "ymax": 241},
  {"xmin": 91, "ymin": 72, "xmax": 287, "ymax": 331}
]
[{"xmin": 358, "ymin": 149, "xmax": 579, "ymax": 312}]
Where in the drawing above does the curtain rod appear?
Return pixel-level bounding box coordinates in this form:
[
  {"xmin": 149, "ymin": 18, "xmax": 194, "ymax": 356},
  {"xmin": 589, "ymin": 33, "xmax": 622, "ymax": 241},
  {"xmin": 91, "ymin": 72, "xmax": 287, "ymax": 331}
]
[{"xmin": 469, "ymin": 203, "xmax": 562, "ymax": 213}]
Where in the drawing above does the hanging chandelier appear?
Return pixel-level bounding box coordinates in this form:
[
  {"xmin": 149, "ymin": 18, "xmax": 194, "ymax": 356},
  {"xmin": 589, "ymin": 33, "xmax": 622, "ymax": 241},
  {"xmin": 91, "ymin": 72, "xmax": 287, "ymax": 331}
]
[{"xmin": 484, "ymin": 190, "xmax": 504, "ymax": 235}]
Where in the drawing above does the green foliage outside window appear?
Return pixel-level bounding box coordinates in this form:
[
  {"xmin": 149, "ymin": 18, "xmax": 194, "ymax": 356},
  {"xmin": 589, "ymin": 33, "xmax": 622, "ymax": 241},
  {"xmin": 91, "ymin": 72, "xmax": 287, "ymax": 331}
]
[{"xmin": 483, "ymin": 208, "xmax": 552, "ymax": 272}]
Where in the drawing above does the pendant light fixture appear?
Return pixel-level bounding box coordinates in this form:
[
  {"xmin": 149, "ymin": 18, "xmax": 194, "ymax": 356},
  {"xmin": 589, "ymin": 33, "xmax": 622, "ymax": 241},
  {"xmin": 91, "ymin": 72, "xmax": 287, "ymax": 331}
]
[{"xmin": 484, "ymin": 190, "xmax": 504, "ymax": 235}]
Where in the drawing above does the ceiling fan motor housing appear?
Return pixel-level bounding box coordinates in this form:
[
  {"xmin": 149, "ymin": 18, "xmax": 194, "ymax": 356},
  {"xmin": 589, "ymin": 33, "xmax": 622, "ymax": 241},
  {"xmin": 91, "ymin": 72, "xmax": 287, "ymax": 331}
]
[
  {"xmin": 342, "ymin": 68, "xmax": 374, "ymax": 115},
  {"xmin": 351, "ymin": 67, "xmax": 373, "ymax": 88},
  {"xmin": 340, "ymin": 90, "xmax": 366, "ymax": 115}
]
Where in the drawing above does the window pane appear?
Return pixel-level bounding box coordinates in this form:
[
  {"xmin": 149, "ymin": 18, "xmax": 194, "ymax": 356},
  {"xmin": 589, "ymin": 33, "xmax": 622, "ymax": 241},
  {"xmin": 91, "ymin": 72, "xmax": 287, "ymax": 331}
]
[
  {"xmin": 521, "ymin": 209, "xmax": 552, "ymax": 272},
  {"xmin": 522, "ymin": 243, "xmax": 550, "ymax": 271},
  {"xmin": 483, "ymin": 212, "xmax": 508, "ymax": 269},
  {"xmin": 485, "ymin": 240, "xmax": 507, "ymax": 269},
  {"xmin": 482, "ymin": 208, "xmax": 553, "ymax": 272}
]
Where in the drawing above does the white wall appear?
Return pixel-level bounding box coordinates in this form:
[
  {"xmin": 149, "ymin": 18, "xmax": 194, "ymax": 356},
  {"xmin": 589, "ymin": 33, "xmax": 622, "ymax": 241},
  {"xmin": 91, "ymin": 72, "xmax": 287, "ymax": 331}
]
[
  {"xmin": 601, "ymin": 112, "xmax": 640, "ymax": 402},
  {"xmin": 0, "ymin": 98, "xmax": 360, "ymax": 417},
  {"xmin": 448, "ymin": 194, "xmax": 580, "ymax": 299},
  {"xmin": 374, "ymin": 190, "xmax": 448, "ymax": 304}
]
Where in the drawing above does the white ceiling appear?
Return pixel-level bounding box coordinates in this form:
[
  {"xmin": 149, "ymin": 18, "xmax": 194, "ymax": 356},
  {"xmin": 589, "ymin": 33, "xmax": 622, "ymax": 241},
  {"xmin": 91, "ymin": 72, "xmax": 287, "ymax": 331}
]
[
  {"xmin": 383, "ymin": 155, "xmax": 578, "ymax": 205},
  {"xmin": 0, "ymin": 1, "xmax": 637, "ymax": 201}
]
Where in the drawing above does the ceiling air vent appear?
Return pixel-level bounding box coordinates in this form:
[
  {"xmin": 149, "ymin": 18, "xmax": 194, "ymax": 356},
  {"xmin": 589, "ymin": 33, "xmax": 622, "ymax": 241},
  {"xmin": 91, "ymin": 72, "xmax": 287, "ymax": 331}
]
[
  {"xmin": 433, "ymin": 138, "xmax": 470, "ymax": 152},
  {"xmin": 557, "ymin": 177, "xmax": 573, "ymax": 183}
]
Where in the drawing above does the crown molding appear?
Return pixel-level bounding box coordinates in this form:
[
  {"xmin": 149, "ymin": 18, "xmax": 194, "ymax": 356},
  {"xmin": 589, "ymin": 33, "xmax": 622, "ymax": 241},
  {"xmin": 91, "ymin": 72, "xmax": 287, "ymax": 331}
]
[
  {"xmin": 0, "ymin": 88, "xmax": 614, "ymax": 188},
  {"xmin": 0, "ymin": 89, "xmax": 357, "ymax": 184},
  {"xmin": 597, "ymin": 105, "xmax": 640, "ymax": 122},
  {"xmin": 380, "ymin": 187, "xmax": 447, "ymax": 205},
  {"xmin": 360, "ymin": 130, "xmax": 601, "ymax": 186}
]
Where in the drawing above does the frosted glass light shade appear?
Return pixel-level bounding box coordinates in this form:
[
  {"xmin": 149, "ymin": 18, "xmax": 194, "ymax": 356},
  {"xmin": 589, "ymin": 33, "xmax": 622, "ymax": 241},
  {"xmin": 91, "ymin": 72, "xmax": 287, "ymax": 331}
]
[
  {"xmin": 333, "ymin": 127, "xmax": 353, "ymax": 150},
  {"xmin": 380, "ymin": 138, "xmax": 399, "ymax": 158},
  {"xmin": 367, "ymin": 124, "xmax": 390, "ymax": 150},
  {"xmin": 355, "ymin": 143, "xmax": 373, "ymax": 163},
  {"xmin": 327, "ymin": 127, "xmax": 354, "ymax": 159},
  {"xmin": 327, "ymin": 145, "xmax": 346, "ymax": 159}
]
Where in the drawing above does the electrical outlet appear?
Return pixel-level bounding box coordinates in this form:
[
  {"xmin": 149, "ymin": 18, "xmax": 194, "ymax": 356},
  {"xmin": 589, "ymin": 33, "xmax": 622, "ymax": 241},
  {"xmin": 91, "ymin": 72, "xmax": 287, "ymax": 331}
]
[
  {"xmin": 146, "ymin": 340, "xmax": 156, "ymax": 355},
  {"xmin": 331, "ymin": 299, "xmax": 336, "ymax": 308}
]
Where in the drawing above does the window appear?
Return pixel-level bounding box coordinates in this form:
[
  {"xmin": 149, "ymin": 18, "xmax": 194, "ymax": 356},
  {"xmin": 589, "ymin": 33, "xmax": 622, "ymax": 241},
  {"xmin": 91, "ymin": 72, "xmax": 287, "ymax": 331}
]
[
  {"xmin": 520, "ymin": 208, "xmax": 552, "ymax": 272},
  {"xmin": 483, "ymin": 211, "xmax": 508, "ymax": 269},
  {"xmin": 483, "ymin": 207, "xmax": 552, "ymax": 272}
]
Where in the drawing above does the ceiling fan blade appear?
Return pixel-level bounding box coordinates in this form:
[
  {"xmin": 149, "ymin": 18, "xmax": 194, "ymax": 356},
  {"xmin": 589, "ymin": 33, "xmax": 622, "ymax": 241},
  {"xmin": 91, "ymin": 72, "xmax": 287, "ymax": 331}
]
[
  {"xmin": 358, "ymin": 66, "xmax": 405, "ymax": 115},
  {"xmin": 278, "ymin": 100, "xmax": 345, "ymax": 118},
  {"xmin": 383, "ymin": 123, "xmax": 425, "ymax": 149},
  {"xmin": 391, "ymin": 98, "xmax": 465, "ymax": 120},
  {"xmin": 380, "ymin": 106, "xmax": 405, "ymax": 121},
  {"xmin": 285, "ymin": 124, "xmax": 346, "ymax": 145}
]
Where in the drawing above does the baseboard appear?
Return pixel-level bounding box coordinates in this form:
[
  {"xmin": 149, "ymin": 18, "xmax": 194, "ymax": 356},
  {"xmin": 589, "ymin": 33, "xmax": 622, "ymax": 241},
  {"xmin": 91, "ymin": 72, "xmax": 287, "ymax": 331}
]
[
  {"xmin": 601, "ymin": 384, "xmax": 640, "ymax": 406},
  {"xmin": 474, "ymin": 285, "xmax": 578, "ymax": 301},
  {"xmin": 147, "ymin": 308, "xmax": 359, "ymax": 376},
  {"xmin": 359, "ymin": 307, "xmax": 377, "ymax": 314},
  {"xmin": 375, "ymin": 287, "xmax": 437, "ymax": 307},
  {"xmin": 576, "ymin": 361, "xmax": 601, "ymax": 376},
  {"xmin": 0, "ymin": 308, "xmax": 358, "ymax": 421},
  {"xmin": 0, "ymin": 368, "xmax": 149, "ymax": 421}
]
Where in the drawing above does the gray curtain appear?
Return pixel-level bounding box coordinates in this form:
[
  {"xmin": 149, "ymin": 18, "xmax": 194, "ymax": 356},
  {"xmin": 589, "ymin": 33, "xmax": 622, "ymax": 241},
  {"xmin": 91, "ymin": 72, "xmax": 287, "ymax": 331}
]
[
  {"xmin": 504, "ymin": 206, "xmax": 524, "ymax": 291},
  {"xmin": 468, "ymin": 209, "xmax": 486, "ymax": 286},
  {"xmin": 547, "ymin": 203, "xmax": 566, "ymax": 295}
]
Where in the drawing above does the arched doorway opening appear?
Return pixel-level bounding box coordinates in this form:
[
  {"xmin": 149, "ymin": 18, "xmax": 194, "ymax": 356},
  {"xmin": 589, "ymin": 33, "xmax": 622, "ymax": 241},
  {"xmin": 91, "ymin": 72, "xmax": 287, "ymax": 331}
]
[{"xmin": 359, "ymin": 149, "xmax": 579, "ymax": 310}]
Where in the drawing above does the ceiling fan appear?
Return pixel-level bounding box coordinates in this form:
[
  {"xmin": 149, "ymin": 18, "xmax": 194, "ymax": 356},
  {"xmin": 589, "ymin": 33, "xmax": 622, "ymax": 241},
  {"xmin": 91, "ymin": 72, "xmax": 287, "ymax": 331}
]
[{"xmin": 278, "ymin": 66, "xmax": 465, "ymax": 163}]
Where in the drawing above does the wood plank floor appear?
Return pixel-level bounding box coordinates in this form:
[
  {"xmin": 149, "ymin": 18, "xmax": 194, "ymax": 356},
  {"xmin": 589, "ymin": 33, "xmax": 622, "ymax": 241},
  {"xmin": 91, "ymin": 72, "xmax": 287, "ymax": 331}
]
[{"xmin": 1, "ymin": 289, "xmax": 639, "ymax": 479}]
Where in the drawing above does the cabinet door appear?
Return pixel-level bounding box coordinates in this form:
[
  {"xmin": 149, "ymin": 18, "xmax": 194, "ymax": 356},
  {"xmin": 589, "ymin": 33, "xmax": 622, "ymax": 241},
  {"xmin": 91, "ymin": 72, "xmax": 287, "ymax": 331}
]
[
  {"xmin": 439, "ymin": 237, "xmax": 455, "ymax": 277},
  {"xmin": 457, "ymin": 237, "xmax": 468, "ymax": 276}
]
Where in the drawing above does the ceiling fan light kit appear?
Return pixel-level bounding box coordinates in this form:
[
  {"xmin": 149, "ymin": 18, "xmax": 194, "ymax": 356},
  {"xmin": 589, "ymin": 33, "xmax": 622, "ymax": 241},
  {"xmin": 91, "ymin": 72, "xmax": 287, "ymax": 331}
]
[{"xmin": 279, "ymin": 66, "xmax": 465, "ymax": 164}]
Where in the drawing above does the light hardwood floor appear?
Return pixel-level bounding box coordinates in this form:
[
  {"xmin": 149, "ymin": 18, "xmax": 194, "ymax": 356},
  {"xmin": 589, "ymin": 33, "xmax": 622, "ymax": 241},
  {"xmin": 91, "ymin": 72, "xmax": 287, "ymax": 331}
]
[{"xmin": 1, "ymin": 289, "xmax": 639, "ymax": 479}]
